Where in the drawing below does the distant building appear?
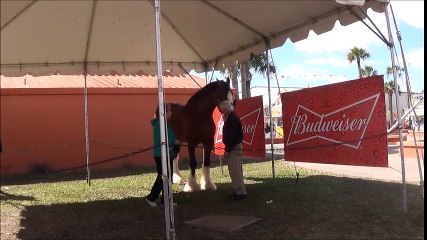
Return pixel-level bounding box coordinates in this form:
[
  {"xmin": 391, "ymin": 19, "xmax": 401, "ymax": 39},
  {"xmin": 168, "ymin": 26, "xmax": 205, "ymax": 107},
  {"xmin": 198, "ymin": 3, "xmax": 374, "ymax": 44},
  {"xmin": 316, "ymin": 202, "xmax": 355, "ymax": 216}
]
[
  {"xmin": 1, "ymin": 73, "xmax": 207, "ymax": 175},
  {"xmin": 384, "ymin": 91, "xmax": 424, "ymax": 113}
]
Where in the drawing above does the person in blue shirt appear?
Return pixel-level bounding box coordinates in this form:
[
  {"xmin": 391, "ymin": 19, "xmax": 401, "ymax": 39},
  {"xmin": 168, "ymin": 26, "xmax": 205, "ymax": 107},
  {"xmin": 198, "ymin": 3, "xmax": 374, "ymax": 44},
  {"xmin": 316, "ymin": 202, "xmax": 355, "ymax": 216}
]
[{"xmin": 146, "ymin": 104, "xmax": 180, "ymax": 207}]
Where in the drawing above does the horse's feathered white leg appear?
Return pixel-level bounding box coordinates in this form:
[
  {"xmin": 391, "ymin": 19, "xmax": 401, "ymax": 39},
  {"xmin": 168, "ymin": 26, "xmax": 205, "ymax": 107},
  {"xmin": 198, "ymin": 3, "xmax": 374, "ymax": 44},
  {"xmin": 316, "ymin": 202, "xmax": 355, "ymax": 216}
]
[
  {"xmin": 200, "ymin": 166, "xmax": 217, "ymax": 190},
  {"xmin": 172, "ymin": 154, "xmax": 186, "ymax": 185},
  {"xmin": 183, "ymin": 173, "xmax": 201, "ymax": 192}
]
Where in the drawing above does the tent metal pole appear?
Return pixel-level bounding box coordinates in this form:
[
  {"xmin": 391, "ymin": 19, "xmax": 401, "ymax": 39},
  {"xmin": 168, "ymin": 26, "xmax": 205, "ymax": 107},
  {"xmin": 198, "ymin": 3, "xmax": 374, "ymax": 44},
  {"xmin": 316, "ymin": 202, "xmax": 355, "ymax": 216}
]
[
  {"xmin": 387, "ymin": 97, "xmax": 424, "ymax": 134},
  {"xmin": 83, "ymin": 64, "xmax": 91, "ymax": 186},
  {"xmin": 389, "ymin": 4, "xmax": 424, "ymax": 197},
  {"xmin": 384, "ymin": 4, "xmax": 407, "ymax": 213},
  {"xmin": 265, "ymin": 40, "xmax": 275, "ymax": 186},
  {"xmin": 82, "ymin": 0, "xmax": 97, "ymax": 187},
  {"xmin": 204, "ymin": 66, "xmax": 208, "ymax": 86},
  {"xmin": 155, "ymin": 1, "xmax": 175, "ymax": 239}
]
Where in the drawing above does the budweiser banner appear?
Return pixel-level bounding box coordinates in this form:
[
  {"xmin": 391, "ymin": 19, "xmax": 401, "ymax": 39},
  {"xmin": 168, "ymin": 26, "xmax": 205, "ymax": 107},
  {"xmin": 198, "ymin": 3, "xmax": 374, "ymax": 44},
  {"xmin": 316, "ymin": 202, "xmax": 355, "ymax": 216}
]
[
  {"xmin": 281, "ymin": 76, "xmax": 388, "ymax": 167},
  {"xmin": 214, "ymin": 95, "xmax": 265, "ymax": 157}
]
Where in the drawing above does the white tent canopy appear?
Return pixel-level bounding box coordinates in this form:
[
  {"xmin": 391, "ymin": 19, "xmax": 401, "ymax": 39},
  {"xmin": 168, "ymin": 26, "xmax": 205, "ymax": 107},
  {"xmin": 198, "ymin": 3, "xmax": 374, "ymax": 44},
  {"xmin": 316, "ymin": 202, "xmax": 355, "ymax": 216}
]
[
  {"xmin": 1, "ymin": 0, "xmax": 386, "ymax": 77},
  {"xmin": 1, "ymin": 1, "xmax": 390, "ymax": 238}
]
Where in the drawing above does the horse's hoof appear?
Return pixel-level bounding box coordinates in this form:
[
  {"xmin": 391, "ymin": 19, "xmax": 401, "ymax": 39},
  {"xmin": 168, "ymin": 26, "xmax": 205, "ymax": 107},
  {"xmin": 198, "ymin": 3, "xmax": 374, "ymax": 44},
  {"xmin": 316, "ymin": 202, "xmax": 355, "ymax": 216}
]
[
  {"xmin": 183, "ymin": 183, "xmax": 201, "ymax": 192},
  {"xmin": 173, "ymin": 173, "xmax": 186, "ymax": 185},
  {"xmin": 184, "ymin": 174, "xmax": 200, "ymax": 192},
  {"xmin": 183, "ymin": 184, "xmax": 193, "ymax": 192},
  {"xmin": 200, "ymin": 166, "xmax": 216, "ymax": 190},
  {"xmin": 201, "ymin": 182, "xmax": 217, "ymax": 191}
]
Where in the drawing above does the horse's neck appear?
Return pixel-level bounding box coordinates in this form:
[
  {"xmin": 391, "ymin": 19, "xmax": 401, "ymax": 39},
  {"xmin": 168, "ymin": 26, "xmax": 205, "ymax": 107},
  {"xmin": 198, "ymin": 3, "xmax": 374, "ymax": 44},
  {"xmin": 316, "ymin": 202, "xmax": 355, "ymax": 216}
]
[{"xmin": 184, "ymin": 98, "xmax": 217, "ymax": 117}]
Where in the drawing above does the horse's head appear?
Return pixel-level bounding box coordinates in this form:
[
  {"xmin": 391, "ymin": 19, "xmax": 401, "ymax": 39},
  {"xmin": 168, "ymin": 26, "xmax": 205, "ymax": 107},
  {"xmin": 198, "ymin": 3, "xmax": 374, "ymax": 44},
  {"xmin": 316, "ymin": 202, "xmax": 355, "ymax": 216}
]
[
  {"xmin": 215, "ymin": 77, "xmax": 234, "ymax": 105},
  {"xmin": 185, "ymin": 78, "xmax": 233, "ymax": 113}
]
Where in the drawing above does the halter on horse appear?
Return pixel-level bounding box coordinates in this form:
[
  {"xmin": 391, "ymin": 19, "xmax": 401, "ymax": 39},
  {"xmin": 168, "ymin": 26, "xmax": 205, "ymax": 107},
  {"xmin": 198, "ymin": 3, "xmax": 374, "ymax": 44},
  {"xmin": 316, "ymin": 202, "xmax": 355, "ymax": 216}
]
[{"xmin": 168, "ymin": 79, "xmax": 233, "ymax": 192}]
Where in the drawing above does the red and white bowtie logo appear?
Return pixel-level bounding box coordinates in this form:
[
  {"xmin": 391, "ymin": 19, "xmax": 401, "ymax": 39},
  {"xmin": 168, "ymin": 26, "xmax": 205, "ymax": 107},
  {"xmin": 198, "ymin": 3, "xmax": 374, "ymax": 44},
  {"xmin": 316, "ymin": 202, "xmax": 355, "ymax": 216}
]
[
  {"xmin": 215, "ymin": 108, "xmax": 262, "ymax": 146},
  {"xmin": 215, "ymin": 115, "xmax": 225, "ymax": 144},
  {"xmin": 286, "ymin": 93, "xmax": 380, "ymax": 149}
]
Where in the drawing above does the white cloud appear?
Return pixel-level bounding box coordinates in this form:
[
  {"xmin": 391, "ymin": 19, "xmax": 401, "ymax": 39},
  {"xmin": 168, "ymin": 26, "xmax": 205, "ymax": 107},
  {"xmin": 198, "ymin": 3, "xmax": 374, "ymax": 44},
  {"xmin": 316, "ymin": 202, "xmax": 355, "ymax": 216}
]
[
  {"xmin": 292, "ymin": 2, "xmax": 424, "ymax": 54},
  {"xmin": 195, "ymin": 1, "xmax": 424, "ymax": 97},
  {"xmin": 390, "ymin": 1, "xmax": 424, "ymax": 29},
  {"xmin": 278, "ymin": 65, "xmax": 351, "ymax": 85},
  {"xmin": 405, "ymin": 48, "xmax": 424, "ymax": 69},
  {"xmin": 279, "ymin": 64, "xmax": 329, "ymax": 78},
  {"xmin": 250, "ymin": 63, "xmax": 353, "ymax": 105},
  {"xmin": 293, "ymin": 10, "xmax": 387, "ymax": 54},
  {"xmin": 251, "ymin": 87, "xmax": 279, "ymax": 101},
  {"xmin": 304, "ymin": 56, "xmax": 353, "ymax": 67}
]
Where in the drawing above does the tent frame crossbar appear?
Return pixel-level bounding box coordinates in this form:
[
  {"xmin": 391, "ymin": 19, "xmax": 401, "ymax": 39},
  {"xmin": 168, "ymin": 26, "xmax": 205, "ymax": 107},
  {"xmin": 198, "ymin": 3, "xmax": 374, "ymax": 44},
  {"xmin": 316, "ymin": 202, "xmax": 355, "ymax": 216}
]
[{"xmin": 389, "ymin": 3, "xmax": 424, "ymax": 198}]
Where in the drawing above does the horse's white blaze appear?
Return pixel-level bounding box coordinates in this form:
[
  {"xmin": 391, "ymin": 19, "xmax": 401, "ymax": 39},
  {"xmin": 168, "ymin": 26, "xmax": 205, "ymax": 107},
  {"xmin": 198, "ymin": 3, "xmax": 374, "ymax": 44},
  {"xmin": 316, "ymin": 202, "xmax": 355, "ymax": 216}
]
[{"xmin": 227, "ymin": 90, "xmax": 233, "ymax": 102}]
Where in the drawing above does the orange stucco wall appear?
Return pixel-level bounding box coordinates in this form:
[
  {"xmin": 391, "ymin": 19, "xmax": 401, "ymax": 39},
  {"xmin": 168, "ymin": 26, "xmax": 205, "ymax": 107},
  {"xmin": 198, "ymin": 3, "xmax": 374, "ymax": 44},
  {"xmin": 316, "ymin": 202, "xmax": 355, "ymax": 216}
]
[{"xmin": 0, "ymin": 88, "xmax": 203, "ymax": 175}]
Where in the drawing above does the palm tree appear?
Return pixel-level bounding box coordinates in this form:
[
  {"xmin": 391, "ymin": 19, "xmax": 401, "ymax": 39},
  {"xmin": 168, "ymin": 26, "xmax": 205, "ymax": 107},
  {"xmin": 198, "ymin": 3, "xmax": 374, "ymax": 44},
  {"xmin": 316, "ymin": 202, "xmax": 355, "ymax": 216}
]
[
  {"xmin": 385, "ymin": 65, "xmax": 406, "ymax": 128},
  {"xmin": 384, "ymin": 80, "xmax": 396, "ymax": 126},
  {"xmin": 240, "ymin": 61, "xmax": 250, "ymax": 98},
  {"xmin": 241, "ymin": 53, "xmax": 276, "ymax": 98},
  {"xmin": 386, "ymin": 66, "xmax": 404, "ymax": 95},
  {"xmin": 386, "ymin": 66, "xmax": 405, "ymax": 79},
  {"xmin": 248, "ymin": 53, "xmax": 276, "ymax": 78},
  {"xmin": 347, "ymin": 47, "xmax": 371, "ymax": 78},
  {"xmin": 361, "ymin": 66, "xmax": 378, "ymax": 77},
  {"xmin": 221, "ymin": 53, "xmax": 275, "ymax": 99},
  {"xmin": 220, "ymin": 61, "xmax": 239, "ymax": 99}
]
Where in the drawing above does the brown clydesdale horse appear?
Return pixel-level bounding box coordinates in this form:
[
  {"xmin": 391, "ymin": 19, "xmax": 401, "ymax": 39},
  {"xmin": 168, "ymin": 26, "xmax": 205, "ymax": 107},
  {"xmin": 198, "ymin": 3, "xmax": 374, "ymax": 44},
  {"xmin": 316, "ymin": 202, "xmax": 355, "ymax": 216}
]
[{"xmin": 168, "ymin": 79, "xmax": 233, "ymax": 192}]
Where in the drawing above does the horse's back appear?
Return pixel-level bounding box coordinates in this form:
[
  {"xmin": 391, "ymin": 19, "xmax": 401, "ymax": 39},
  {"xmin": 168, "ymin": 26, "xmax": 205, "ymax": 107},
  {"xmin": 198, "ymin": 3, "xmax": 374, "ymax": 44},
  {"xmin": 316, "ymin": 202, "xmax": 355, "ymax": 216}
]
[
  {"xmin": 169, "ymin": 103, "xmax": 215, "ymax": 144},
  {"xmin": 169, "ymin": 103, "xmax": 188, "ymax": 141}
]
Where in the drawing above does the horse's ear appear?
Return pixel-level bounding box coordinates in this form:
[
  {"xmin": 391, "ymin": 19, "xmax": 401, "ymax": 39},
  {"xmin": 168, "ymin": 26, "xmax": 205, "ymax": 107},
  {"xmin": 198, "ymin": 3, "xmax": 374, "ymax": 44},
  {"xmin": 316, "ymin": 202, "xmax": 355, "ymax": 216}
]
[
  {"xmin": 226, "ymin": 77, "xmax": 230, "ymax": 85},
  {"xmin": 216, "ymin": 78, "xmax": 219, "ymax": 82}
]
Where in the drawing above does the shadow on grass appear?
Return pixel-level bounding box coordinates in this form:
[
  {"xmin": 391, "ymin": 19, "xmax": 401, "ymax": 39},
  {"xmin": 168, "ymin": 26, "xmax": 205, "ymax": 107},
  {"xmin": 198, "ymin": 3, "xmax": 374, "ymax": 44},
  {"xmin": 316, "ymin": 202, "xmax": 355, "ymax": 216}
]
[
  {"xmin": 15, "ymin": 176, "xmax": 424, "ymax": 240},
  {"xmin": 1, "ymin": 165, "xmax": 159, "ymax": 186},
  {"xmin": 0, "ymin": 190, "xmax": 35, "ymax": 201},
  {"xmin": 1, "ymin": 143, "xmax": 404, "ymax": 187},
  {"xmin": 0, "ymin": 155, "xmax": 271, "ymax": 186}
]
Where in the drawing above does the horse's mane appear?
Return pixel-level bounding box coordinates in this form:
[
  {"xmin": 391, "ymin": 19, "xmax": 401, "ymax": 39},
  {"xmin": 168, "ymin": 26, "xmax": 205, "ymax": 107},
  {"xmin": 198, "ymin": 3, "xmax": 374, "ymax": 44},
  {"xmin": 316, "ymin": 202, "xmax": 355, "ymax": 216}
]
[{"xmin": 186, "ymin": 81, "xmax": 221, "ymax": 105}]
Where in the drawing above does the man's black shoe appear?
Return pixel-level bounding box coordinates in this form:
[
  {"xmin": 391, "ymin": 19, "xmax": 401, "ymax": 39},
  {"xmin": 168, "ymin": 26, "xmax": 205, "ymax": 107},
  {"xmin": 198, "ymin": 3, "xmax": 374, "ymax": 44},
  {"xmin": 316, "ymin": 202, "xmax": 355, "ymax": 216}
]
[
  {"xmin": 231, "ymin": 194, "xmax": 247, "ymax": 201},
  {"xmin": 228, "ymin": 193, "xmax": 237, "ymax": 199}
]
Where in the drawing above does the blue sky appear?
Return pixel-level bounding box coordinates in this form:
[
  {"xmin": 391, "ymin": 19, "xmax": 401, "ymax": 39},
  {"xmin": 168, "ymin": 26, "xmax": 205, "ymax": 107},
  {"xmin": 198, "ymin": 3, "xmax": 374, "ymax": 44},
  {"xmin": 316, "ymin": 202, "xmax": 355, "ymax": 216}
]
[{"xmin": 193, "ymin": 1, "xmax": 424, "ymax": 103}]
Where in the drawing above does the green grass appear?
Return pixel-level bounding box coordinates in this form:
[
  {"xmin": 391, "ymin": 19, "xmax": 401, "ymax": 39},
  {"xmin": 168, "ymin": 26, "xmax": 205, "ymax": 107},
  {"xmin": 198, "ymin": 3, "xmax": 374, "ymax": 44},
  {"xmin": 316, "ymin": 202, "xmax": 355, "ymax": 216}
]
[{"xmin": 1, "ymin": 159, "xmax": 424, "ymax": 239}]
